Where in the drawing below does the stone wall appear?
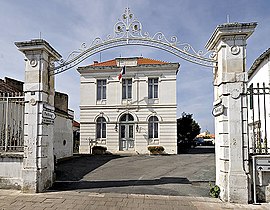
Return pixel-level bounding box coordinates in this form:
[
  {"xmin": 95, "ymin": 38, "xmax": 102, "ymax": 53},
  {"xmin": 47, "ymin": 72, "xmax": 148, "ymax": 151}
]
[
  {"xmin": 0, "ymin": 154, "xmax": 23, "ymax": 190},
  {"xmin": 53, "ymin": 91, "xmax": 73, "ymax": 160},
  {"xmin": 53, "ymin": 112, "xmax": 73, "ymax": 160},
  {"xmin": 55, "ymin": 92, "xmax": 68, "ymax": 113}
]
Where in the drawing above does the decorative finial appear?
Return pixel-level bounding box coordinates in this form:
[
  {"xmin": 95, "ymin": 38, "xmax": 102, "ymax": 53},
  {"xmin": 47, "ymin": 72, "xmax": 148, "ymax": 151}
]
[{"xmin": 227, "ymin": 15, "xmax": 230, "ymax": 23}]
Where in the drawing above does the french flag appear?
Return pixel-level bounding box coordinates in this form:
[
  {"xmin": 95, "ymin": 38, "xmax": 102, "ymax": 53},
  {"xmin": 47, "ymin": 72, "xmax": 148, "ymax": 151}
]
[{"xmin": 118, "ymin": 66, "xmax": 126, "ymax": 80}]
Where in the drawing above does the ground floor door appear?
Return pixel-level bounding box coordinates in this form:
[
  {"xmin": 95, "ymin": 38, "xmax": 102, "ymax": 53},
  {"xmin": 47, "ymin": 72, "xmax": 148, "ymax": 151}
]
[{"xmin": 119, "ymin": 123, "xmax": 134, "ymax": 151}]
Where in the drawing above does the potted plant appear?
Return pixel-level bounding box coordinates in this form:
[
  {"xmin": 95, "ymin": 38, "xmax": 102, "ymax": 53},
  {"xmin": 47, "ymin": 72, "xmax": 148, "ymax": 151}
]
[
  {"xmin": 148, "ymin": 146, "xmax": 165, "ymax": 155},
  {"xmin": 92, "ymin": 145, "xmax": 107, "ymax": 155},
  {"xmin": 209, "ymin": 183, "xmax": 220, "ymax": 198}
]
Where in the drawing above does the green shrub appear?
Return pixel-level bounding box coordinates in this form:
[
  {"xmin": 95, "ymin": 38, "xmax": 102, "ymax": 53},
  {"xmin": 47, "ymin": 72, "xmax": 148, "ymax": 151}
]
[
  {"xmin": 209, "ymin": 183, "xmax": 220, "ymax": 198},
  {"xmin": 147, "ymin": 146, "xmax": 165, "ymax": 154}
]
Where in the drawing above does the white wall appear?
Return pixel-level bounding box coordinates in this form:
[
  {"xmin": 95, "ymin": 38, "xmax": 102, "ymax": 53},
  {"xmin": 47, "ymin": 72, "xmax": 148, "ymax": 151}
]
[{"xmin": 53, "ymin": 113, "xmax": 73, "ymax": 160}]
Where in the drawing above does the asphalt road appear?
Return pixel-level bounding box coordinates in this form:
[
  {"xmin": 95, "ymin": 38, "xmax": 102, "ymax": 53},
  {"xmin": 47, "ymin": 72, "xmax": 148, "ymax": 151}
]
[{"xmin": 51, "ymin": 146, "xmax": 215, "ymax": 197}]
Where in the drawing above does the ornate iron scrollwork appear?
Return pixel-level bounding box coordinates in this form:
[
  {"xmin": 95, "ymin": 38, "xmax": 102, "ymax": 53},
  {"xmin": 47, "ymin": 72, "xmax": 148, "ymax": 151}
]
[{"xmin": 53, "ymin": 8, "xmax": 217, "ymax": 75}]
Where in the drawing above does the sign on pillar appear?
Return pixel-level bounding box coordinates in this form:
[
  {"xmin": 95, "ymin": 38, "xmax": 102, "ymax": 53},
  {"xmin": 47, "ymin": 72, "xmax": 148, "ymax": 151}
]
[{"xmin": 15, "ymin": 39, "xmax": 61, "ymax": 193}]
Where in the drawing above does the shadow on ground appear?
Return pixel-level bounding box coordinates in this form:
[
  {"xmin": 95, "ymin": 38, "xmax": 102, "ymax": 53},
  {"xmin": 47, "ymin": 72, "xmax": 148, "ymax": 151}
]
[
  {"xmin": 52, "ymin": 177, "xmax": 191, "ymax": 191},
  {"xmin": 50, "ymin": 152, "xmax": 215, "ymax": 197},
  {"xmin": 178, "ymin": 146, "xmax": 215, "ymax": 154},
  {"xmin": 54, "ymin": 154, "xmax": 124, "ymax": 181},
  {"xmin": 51, "ymin": 154, "xmax": 191, "ymax": 191}
]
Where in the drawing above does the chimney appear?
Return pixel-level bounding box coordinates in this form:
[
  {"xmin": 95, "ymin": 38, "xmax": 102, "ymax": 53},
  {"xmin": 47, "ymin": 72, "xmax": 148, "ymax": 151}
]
[{"xmin": 93, "ymin": 61, "xmax": 98, "ymax": 64}]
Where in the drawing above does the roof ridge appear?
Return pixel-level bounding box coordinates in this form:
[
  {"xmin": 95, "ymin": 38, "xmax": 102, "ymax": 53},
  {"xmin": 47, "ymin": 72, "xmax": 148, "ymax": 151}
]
[
  {"xmin": 88, "ymin": 57, "xmax": 169, "ymax": 67},
  {"xmin": 248, "ymin": 48, "xmax": 270, "ymax": 78},
  {"xmin": 138, "ymin": 57, "xmax": 168, "ymax": 64},
  {"xmin": 90, "ymin": 59, "xmax": 117, "ymax": 67},
  {"xmin": 0, "ymin": 77, "xmax": 23, "ymax": 93}
]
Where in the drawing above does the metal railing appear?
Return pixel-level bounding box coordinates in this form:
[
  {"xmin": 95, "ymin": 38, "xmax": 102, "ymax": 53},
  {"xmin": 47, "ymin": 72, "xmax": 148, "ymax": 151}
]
[
  {"xmin": 245, "ymin": 83, "xmax": 270, "ymax": 154},
  {"xmin": 0, "ymin": 92, "xmax": 24, "ymax": 152}
]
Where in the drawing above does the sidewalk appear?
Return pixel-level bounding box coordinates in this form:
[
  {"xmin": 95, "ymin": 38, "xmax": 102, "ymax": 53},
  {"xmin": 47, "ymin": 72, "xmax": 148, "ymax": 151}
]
[{"xmin": 0, "ymin": 189, "xmax": 269, "ymax": 210}]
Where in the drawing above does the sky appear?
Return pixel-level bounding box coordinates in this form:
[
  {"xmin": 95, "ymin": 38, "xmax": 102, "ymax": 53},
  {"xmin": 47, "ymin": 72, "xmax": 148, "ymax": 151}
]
[{"xmin": 0, "ymin": 0, "xmax": 270, "ymax": 133}]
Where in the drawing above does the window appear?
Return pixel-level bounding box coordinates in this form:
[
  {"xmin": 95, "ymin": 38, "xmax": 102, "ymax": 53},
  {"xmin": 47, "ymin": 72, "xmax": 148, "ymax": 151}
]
[
  {"xmin": 97, "ymin": 80, "xmax": 106, "ymax": 100},
  {"xmin": 120, "ymin": 113, "xmax": 134, "ymax": 122},
  {"xmin": 148, "ymin": 78, "xmax": 158, "ymax": 99},
  {"xmin": 122, "ymin": 79, "xmax": 132, "ymax": 99},
  {"xmin": 96, "ymin": 117, "xmax": 106, "ymax": 138},
  {"xmin": 120, "ymin": 114, "xmax": 134, "ymax": 140},
  {"xmin": 148, "ymin": 116, "xmax": 159, "ymax": 138}
]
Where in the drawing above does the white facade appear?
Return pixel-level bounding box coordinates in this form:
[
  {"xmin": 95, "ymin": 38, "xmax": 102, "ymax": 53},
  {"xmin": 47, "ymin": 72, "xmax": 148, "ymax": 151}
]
[
  {"xmin": 78, "ymin": 57, "xmax": 179, "ymax": 154},
  {"xmin": 248, "ymin": 48, "xmax": 270, "ymax": 152}
]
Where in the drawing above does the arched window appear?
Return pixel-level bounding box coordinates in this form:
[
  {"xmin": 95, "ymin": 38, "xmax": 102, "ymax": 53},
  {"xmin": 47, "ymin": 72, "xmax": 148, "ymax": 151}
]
[
  {"xmin": 148, "ymin": 116, "xmax": 158, "ymax": 138},
  {"xmin": 96, "ymin": 117, "xmax": 106, "ymax": 138},
  {"xmin": 120, "ymin": 113, "xmax": 134, "ymax": 122}
]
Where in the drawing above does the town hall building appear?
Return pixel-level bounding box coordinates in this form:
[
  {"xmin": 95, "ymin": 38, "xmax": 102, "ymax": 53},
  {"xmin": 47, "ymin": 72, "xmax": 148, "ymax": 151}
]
[{"xmin": 77, "ymin": 57, "xmax": 179, "ymax": 154}]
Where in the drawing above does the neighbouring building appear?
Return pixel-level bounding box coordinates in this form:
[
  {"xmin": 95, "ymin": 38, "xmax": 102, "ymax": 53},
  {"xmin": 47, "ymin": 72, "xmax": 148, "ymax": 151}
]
[
  {"xmin": 0, "ymin": 77, "xmax": 74, "ymax": 160},
  {"xmin": 248, "ymin": 48, "xmax": 270, "ymax": 202},
  {"xmin": 0, "ymin": 77, "xmax": 24, "ymax": 93},
  {"xmin": 248, "ymin": 48, "xmax": 270, "ymax": 151},
  {"xmin": 53, "ymin": 92, "xmax": 74, "ymax": 160},
  {"xmin": 197, "ymin": 131, "xmax": 215, "ymax": 138},
  {"xmin": 0, "ymin": 77, "xmax": 74, "ymax": 189},
  {"xmin": 78, "ymin": 57, "xmax": 179, "ymax": 154}
]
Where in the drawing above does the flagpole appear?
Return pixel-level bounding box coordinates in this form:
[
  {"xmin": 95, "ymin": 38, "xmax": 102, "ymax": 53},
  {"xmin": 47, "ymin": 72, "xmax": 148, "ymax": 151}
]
[{"xmin": 118, "ymin": 65, "xmax": 126, "ymax": 81}]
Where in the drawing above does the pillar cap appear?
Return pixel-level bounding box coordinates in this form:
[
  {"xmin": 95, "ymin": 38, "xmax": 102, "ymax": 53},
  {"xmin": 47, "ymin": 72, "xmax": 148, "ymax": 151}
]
[
  {"xmin": 205, "ymin": 22, "xmax": 257, "ymax": 51},
  {"xmin": 15, "ymin": 39, "xmax": 62, "ymax": 61}
]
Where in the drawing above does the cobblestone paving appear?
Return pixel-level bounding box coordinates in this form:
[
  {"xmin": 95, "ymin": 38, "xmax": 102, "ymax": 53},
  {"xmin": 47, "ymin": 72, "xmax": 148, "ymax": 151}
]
[{"xmin": 0, "ymin": 190, "xmax": 269, "ymax": 210}]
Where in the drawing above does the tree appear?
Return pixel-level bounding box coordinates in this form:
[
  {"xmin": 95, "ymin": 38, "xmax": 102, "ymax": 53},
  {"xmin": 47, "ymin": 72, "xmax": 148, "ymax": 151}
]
[{"xmin": 177, "ymin": 112, "xmax": 201, "ymax": 143}]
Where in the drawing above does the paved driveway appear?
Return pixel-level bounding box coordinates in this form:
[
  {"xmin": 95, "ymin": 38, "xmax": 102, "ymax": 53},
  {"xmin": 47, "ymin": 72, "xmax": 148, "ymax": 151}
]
[{"xmin": 51, "ymin": 146, "xmax": 215, "ymax": 197}]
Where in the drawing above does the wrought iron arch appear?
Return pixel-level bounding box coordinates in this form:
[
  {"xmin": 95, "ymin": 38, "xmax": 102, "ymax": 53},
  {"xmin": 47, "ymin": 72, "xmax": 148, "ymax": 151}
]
[{"xmin": 52, "ymin": 8, "xmax": 217, "ymax": 75}]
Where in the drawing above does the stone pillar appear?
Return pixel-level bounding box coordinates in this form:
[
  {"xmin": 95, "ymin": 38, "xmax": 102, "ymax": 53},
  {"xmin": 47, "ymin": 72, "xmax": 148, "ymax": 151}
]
[
  {"xmin": 206, "ymin": 23, "xmax": 257, "ymax": 203},
  {"xmin": 15, "ymin": 39, "xmax": 61, "ymax": 193}
]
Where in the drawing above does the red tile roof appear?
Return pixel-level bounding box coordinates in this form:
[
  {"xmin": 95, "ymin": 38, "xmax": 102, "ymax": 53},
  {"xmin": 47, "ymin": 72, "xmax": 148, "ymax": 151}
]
[
  {"xmin": 137, "ymin": 58, "xmax": 167, "ymax": 65},
  {"xmin": 73, "ymin": 120, "xmax": 80, "ymax": 127},
  {"xmin": 90, "ymin": 57, "xmax": 167, "ymax": 67},
  {"xmin": 92, "ymin": 59, "xmax": 117, "ymax": 67}
]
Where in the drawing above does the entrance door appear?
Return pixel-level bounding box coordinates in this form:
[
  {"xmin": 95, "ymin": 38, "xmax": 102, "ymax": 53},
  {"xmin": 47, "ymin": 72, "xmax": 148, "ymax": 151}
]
[
  {"xmin": 119, "ymin": 114, "xmax": 134, "ymax": 151},
  {"xmin": 120, "ymin": 124, "xmax": 134, "ymax": 150}
]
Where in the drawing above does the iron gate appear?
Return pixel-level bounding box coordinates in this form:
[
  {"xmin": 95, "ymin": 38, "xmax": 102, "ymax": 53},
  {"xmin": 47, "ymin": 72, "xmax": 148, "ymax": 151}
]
[
  {"xmin": 0, "ymin": 92, "xmax": 24, "ymax": 152},
  {"xmin": 244, "ymin": 83, "xmax": 270, "ymax": 155}
]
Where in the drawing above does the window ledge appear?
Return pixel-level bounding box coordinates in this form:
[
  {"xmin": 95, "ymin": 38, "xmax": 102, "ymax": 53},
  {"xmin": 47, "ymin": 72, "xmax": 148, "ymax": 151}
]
[
  {"xmin": 122, "ymin": 99, "xmax": 132, "ymax": 105},
  {"xmin": 148, "ymin": 98, "xmax": 159, "ymax": 104},
  {"xmin": 96, "ymin": 100, "xmax": 107, "ymax": 105},
  {"xmin": 96, "ymin": 139, "xmax": 107, "ymax": 144},
  {"xmin": 148, "ymin": 139, "xmax": 159, "ymax": 144},
  {"xmin": 0, "ymin": 152, "xmax": 24, "ymax": 158}
]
